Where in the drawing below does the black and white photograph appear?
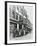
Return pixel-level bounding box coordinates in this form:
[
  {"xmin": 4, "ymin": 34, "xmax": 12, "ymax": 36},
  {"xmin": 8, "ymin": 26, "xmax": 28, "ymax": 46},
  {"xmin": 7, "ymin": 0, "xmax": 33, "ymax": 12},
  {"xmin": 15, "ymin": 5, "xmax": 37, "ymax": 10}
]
[{"xmin": 5, "ymin": 1, "xmax": 36, "ymax": 44}]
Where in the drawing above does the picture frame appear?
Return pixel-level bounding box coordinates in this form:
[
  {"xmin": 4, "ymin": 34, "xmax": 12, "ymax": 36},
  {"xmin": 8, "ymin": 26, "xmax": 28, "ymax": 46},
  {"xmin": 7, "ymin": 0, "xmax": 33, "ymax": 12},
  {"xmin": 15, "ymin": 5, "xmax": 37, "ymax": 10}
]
[{"xmin": 5, "ymin": 1, "xmax": 36, "ymax": 45}]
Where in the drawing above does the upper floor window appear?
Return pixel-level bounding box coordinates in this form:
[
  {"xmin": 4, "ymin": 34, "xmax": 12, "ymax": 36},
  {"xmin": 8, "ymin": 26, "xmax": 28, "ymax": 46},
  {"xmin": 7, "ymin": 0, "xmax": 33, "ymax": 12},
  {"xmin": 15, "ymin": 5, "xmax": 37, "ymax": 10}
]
[
  {"xmin": 19, "ymin": 15, "xmax": 23, "ymax": 22},
  {"xmin": 16, "ymin": 13, "xmax": 18, "ymax": 20},
  {"xmin": 12, "ymin": 11, "xmax": 15, "ymax": 19}
]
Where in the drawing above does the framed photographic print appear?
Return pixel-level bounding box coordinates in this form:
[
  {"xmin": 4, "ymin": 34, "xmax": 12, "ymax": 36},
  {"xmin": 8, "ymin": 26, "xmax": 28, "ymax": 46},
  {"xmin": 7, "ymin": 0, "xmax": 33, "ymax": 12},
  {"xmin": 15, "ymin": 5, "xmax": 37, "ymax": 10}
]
[{"xmin": 5, "ymin": 1, "xmax": 36, "ymax": 45}]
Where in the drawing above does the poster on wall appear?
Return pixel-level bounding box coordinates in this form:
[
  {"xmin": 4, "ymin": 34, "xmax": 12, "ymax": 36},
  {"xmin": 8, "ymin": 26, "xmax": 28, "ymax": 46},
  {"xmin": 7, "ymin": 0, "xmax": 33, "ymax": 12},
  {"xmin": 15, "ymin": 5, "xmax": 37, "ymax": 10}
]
[{"xmin": 5, "ymin": 1, "xmax": 36, "ymax": 45}]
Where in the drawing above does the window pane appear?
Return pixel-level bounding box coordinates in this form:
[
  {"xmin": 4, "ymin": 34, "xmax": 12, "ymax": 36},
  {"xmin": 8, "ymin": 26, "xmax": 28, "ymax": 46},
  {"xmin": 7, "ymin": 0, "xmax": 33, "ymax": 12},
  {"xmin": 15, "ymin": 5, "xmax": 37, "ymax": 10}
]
[
  {"xmin": 12, "ymin": 11, "xmax": 15, "ymax": 19},
  {"xmin": 19, "ymin": 15, "xmax": 21, "ymax": 20},
  {"xmin": 19, "ymin": 24, "xmax": 22, "ymax": 29},
  {"xmin": 16, "ymin": 13, "xmax": 18, "ymax": 20},
  {"xmin": 19, "ymin": 15, "xmax": 23, "ymax": 22},
  {"xmin": 14, "ymin": 24, "xmax": 17, "ymax": 28}
]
